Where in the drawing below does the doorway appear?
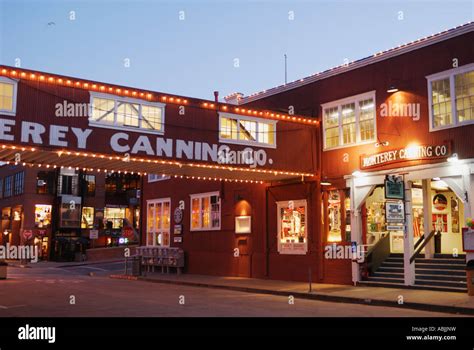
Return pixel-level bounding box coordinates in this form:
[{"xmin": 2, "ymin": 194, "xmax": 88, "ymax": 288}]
[{"xmin": 146, "ymin": 198, "xmax": 171, "ymax": 247}]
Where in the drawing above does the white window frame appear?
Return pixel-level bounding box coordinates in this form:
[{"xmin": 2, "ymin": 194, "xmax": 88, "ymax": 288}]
[
  {"xmin": 189, "ymin": 191, "xmax": 221, "ymax": 231},
  {"xmin": 146, "ymin": 197, "xmax": 171, "ymax": 247},
  {"xmin": 218, "ymin": 112, "xmax": 277, "ymax": 149},
  {"xmin": 0, "ymin": 76, "xmax": 18, "ymax": 116},
  {"xmin": 321, "ymin": 90, "xmax": 376, "ymax": 151},
  {"xmin": 148, "ymin": 174, "xmax": 170, "ymax": 183},
  {"xmin": 427, "ymin": 63, "xmax": 474, "ymax": 132},
  {"xmin": 276, "ymin": 199, "xmax": 308, "ymax": 255},
  {"xmin": 89, "ymin": 92, "xmax": 166, "ymax": 135}
]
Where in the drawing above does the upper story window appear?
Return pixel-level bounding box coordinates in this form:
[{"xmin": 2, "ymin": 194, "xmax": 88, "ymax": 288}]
[
  {"xmin": 82, "ymin": 174, "xmax": 96, "ymax": 196},
  {"xmin": 0, "ymin": 77, "xmax": 18, "ymax": 116},
  {"xmin": 219, "ymin": 112, "xmax": 276, "ymax": 148},
  {"xmin": 14, "ymin": 171, "xmax": 24, "ymax": 196},
  {"xmin": 148, "ymin": 174, "xmax": 170, "ymax": 183},
  {"xmin": 37, "ymin": 171, "xmax": 56, "ymax": 194},
  {"xmin": 90, "ymin": 93, "xmax": 165, "ymax": 134},
  {"xmin": 4, "ymin": 175, "xmax": 13, "ymax": 197},
  {"xmin": 322, "ymin": 91, "xmax": 376, "ymax": 150},
  {"xmin": 428, "ymin": 63, "xmax": 474, "ymax": 131}
]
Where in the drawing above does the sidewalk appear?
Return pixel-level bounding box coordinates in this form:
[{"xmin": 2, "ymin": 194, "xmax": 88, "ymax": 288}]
[{"xmin": 110, "ymin": 272, "xmax": 474, "ymax": 316}]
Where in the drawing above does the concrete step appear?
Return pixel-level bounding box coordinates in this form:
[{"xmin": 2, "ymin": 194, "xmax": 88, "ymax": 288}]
[
  {"xmin": 416, "ymin": 274, "xmax": 466, "ymax": 282},
  {"xmin": 415, "ymin": 263, "xmax": 465, "ymax": 270},
  {"xmin": 415, "ymin": 268, "xmax": 466, "ymax": 276},
  {"xmin": 372, "ymin": 272, "xmax": 404, "ymax": 279},
  {"xmin": 366, "ymin": 276, "xmax": 404, "ymax": 283},
  {"xmin": 415, "ymin": 279, "xmax": 467, "ymax": 288}
]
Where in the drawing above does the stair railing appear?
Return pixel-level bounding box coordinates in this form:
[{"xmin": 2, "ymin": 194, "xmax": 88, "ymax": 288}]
[
  {"xmin": 366, "ymin": 233, "xmax": 391, "ymax": 274},
  {"xmin": 409, "ymin": 230, "xmax": 438, "ymax": 264}
]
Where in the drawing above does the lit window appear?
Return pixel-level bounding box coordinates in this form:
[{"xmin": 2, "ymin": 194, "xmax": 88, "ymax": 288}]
[
  {"xmin": 428, "ymin": 63, "xmax": 474, "ymax": 130},
  {"xmin": 277, "ymin": 200, "xmax": 308, "ymax": 255},
  {"xmin": 219, "ymin": 113, "xmax": 276, "ymax": 148},
  {"xmin": 455, "ymin": 70, "xmax": 474, "ymax": 123},
  {"xmin": 35, "ymin": 205, "xmax": 52, "ymax": 228},
  {"xmin": 81, "ymin": 207, "xmax": 95, "ymax": 229},
  {"xmin": 90, "ymin": 93, "xmax": 165, "ymax": 133},
  {"xmin": 0, "ymin": 77, "xmax": 17, "ymax": 115},
  {"xmin": 146, "ymin": 198, "xmax": 171, "ymax": 247},
  {"xmin": 322, "ymin": 91, "xmax": 376, "ymax": 150},
  {"xmin": 431, "ymin": 78, "xmax": 452, "ymax": 127},
  {"xmin": 104, "ymin": 207, "xmax": 126, "ymax": 229},
  {"xmin": 4, "ymin": 175, "xmax": 13, "ymax": 197},
  {"xmin": 190, "ymin": 192, "xmax": 220, "ymax": 231}
]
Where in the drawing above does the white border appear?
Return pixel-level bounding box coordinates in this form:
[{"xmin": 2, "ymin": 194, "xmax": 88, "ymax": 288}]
[
  {"xmin": 218, "ymin": 112, "xmax": 277, "ymax": 149},
  {"xmin": 189, "ymin": 191, "xmax": 221, "ymax": 231},
  {"xmin": 0, "ymin": 76, "xmax": 18, "ymax": 116},
  {"xmin": 89, "ymin": 92, "xmax": 166, "ymax": 135},
  {"xmin": 427, "ymin": 63, "xmax": 474, "ymax": 132},
  {"xmin": 321, "ymin": 90, "xmax": 377, "ymax": 151}
]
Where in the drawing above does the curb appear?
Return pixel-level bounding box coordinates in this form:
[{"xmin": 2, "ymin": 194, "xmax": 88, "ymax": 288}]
[{"xmin": 109, "ymin": 274, "xmax": 474, "ymax": 316}]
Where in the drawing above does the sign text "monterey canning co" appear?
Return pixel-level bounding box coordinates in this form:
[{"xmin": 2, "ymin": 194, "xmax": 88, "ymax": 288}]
[{"xmin": 361, "ymin": 143, "xmax": 451, "ymax": 169}]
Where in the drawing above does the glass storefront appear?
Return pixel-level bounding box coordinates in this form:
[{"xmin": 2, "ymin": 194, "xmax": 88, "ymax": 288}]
[{"xmin": 277, "ymin": 200, "xmax": 307, "ymax": 254}]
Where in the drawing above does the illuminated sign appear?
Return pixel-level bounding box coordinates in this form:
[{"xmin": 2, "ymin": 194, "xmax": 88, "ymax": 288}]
[{"xmin": 360, "ymin": 143, "xmax": 451, "ymax": 169}]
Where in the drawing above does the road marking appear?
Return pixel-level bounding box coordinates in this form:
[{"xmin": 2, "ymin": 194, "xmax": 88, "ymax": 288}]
[{"xmin": 79, "ymin": 266, "xmax": 107, "ymax": 271}]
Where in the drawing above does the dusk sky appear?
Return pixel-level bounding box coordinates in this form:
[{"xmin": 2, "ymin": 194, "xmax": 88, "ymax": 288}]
[{"xmin": 1, "ymin": 0, "xmax": 473, "ymax": 100}]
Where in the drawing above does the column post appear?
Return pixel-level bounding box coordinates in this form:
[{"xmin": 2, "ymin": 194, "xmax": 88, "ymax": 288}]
[
  {"xmin": 403, "ymin": 179, "xmax": 415, "ymax": 286},
  {"xmin": 422, "ymin": 179, "xmax": 434, "ymax": 258}
]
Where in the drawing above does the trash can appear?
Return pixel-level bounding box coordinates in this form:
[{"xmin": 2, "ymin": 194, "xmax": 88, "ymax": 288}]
[
  {"xmin": 0, "ymin": 261, "xmax": 8, "ymax": 280},
  {"xmin": 466, "ymin": 260, "xmax": 474, "ymax": 296}
]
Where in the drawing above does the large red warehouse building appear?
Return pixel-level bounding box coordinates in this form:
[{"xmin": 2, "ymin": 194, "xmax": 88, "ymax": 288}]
[{"xmin": 0, "ymin": 22, "xmax": 473, "ymax": 291}]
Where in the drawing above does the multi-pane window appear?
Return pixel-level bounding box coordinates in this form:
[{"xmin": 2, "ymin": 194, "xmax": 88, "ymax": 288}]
[
  {"xmin": 13, "ymin": 171, "xmax": 24, "ymax": 195},
  {"xmin": 0, "ymin": 78, "xmax": 16, "ymax": 115},
  {"xmin": 0, "ymin": 178, "xmax": 3, "ymax": 199},
  {"xmin": 359, "ymin": 98, "xmax": 376, "ymax": 141},
  {"xmin": 4, "ymin": 175, "xmax": 13, "ymax": 197},
  {"xmin": 90, "ymin": 94, "xmax": 165, "ymax": 133},
  {"xmin": 219, "ymin": 113, "xmax": 276, "ymax": 147},
  {"xmin": 431, "ymin": 78, "xmax": 452, "ymax": 127},
  {"xmin": 428, "ymin": 64, "xmax": 474, "ymax": 130},
  {"xmin": 322, "ymin": 91, "xmax": 376, "ymax": 150},
  {"xmin": 455, "ymin": 70, "xmax": 474, "ymax": 123},
  {"xmin": 190, "ymin": 192, "xmax": 221, "ymax": 231},
  {"xmin": 147, "ymin": 199, "xmax": 171, "ymax": 246}
]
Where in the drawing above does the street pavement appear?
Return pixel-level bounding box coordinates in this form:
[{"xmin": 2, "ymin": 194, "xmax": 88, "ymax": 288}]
[{"xmin": 0, "ymin": 261, "xmax": 462, "ymax": 317}]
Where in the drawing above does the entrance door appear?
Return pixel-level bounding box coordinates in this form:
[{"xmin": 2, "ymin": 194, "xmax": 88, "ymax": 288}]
[{"xmin": 146, "ymin": 198, "xmax": 171, "ymax": 247}]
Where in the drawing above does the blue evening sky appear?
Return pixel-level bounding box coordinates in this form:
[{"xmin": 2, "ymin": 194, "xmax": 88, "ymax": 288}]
[{"xmin": 0, "ymin": 0, "xmax": 473, "ymax": 100}]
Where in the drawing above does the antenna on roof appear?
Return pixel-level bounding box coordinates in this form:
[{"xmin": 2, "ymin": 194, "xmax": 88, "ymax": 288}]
[{"xmin": 284, "ymin": 54, "xmax": 288, "ymax": 85}]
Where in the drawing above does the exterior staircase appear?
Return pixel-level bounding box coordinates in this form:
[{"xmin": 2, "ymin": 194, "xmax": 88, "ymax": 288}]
[{"xmin": 359, "ymin": 253, "xmax": 467, "ymax": 293}]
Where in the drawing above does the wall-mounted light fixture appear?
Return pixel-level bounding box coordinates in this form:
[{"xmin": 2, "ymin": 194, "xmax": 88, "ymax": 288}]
[
  {"xmin": 447, "ymin": 153, "xmax": 459, "ymax": 163},
  {"xmin": 387, "ymin": 86, "xmax": 399, "ymax": 93}
]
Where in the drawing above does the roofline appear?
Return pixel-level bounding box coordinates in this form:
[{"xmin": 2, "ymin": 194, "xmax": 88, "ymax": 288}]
[
  {"xmin": 240, "ymin": 21, "xmax": 474, "ymax": 104},
  {"xmin": 0, "ymin": 65, "xmax": 318, "ymax": 126}
]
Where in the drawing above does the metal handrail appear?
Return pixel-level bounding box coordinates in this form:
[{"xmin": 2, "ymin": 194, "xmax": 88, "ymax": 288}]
[{"xmin": 409, "ymin": 230, "xmax": 438, "ymax": 264}]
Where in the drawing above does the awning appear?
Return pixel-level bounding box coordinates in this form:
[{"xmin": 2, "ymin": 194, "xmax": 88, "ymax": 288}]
[{"xmin": 0, "ymin": 143, "xmax": 315, "ymax": 183}]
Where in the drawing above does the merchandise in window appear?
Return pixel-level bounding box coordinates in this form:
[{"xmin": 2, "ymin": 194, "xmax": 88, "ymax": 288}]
[
  {"xmin": 277, "ymin": 200, "xmax": 308, "ymax": 255},
  {"xmin": 35, "ymin": 205, "xmax": 52, "ymax": 228},
  {"xmin": 146, "ymin": 199, "xmax": 170, "ymax": 247},
  {"xmin": 81, "ymin": 207, "xmax": 95, "ymax": 229}
]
